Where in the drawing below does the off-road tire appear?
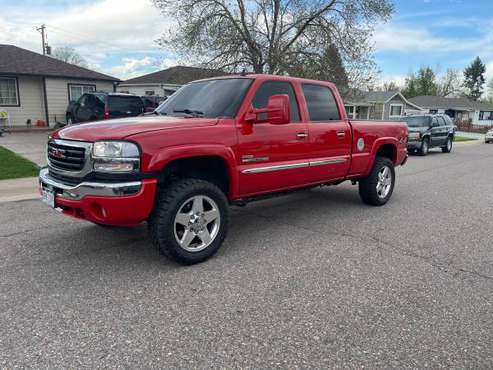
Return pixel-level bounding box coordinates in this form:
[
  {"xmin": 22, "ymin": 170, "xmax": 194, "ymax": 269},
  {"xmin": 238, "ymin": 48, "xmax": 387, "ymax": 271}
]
[
  {"xmin": 358, "ymin": 156, "xmax": 395, "ymax": 206},
  {"xmin": 420, "ymin": 137, "xmax": 430, "ymax": 156},
  {"xmin": 148, "ymin": 178, "xmax": 229, "ymax": 265},
  {"xmin": 442, "ymin": 137, "xmax": 453, "ymax": 153}
]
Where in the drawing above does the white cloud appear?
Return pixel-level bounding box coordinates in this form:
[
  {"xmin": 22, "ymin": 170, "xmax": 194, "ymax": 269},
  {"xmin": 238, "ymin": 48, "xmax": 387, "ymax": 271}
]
[{"xmin": 0, "ymin": 0, "xmax": 175, "ymax": 78}]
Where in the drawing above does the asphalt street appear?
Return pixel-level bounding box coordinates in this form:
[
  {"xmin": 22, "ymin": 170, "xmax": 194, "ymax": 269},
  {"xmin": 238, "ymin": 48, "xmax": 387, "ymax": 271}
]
[{"xmin": 1, "ymin": 142, "xmax": 492, "ymax": 368}]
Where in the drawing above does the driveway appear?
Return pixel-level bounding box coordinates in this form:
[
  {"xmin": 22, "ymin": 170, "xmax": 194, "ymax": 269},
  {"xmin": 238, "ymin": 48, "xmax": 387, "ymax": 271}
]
[
  {"xmin": 0, "ymin": 143, "xmax": 492, "ymax": 368},
  {"xmin": 0, "ymin": 131, "xmax": 50, "ymax": 166}
]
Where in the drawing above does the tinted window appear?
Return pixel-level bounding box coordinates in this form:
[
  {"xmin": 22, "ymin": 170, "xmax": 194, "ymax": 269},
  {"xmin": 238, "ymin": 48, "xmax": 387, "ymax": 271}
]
[
  {"xmin": 401, "ymin": 116, "xmax": 431, "ymax": 127},
  {"xmin": 443, "ymin": 115, "xmax": 453, "ymax": 125},
  {"xmin": 431, "ymin": 117, "xmax": 439, "ymax": 127},
  {"xmin": 109, "ymin": 96, "xmax": 144, "ymax": 115},
  {"xmin": 252, "ymin": 81, "xmax": 300, "ymax": 122},
  {"xmin": 157, "ymin": 79, "xmax": 252, "ymax": 119},
  {"xmin": 301, "ymin": 84, "xmax": 340, "ymax": 121},
  {"xmin": 437, "ymin": 117, "xmax": 446, "ymax": 126}
]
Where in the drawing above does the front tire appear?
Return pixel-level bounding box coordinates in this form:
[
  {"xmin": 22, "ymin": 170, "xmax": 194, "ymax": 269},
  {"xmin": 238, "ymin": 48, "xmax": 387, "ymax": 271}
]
[
  {"xmin": 359, "ymin": 157, "xmax": 395, "ymax": 206},
  {"xmin": 442, "ymin": 137, "xmax": 453, "ymax": 153},
  {"xmin": 148, "ymin": 179, "xmax": 229, "ymax": 265},
  {"xmin": 420, "ymin": 137, "xmax": 429, "ymax": 156}
]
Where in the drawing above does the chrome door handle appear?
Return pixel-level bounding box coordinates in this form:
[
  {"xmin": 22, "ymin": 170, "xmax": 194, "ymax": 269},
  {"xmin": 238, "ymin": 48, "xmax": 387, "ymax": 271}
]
[
  {"xmin": 336, "ymin": 131, "xmax": 345, "ymax": 138},
  {"xmin": 297, "ymin": 132, "xmax": 308, "ymax": 139}
]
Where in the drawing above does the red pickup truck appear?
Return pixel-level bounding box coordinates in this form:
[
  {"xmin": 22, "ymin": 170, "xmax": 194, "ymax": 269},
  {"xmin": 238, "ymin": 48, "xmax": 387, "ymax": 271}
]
[{"xmin": 40, "ymin": 74, "xmax": 408, "ymax": 264}]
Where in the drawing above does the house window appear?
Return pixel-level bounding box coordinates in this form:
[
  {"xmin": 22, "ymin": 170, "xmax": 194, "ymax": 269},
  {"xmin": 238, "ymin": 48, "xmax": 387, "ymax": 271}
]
[
  {"xmin": 345, "ymin": 106, "xmax": 355, "ymax": 119},
  {"xmin": 0, "ymin": 77, "xmax": 19, "ymax": 106},
  {"xmin": 479, "ymin": 111, "xmax": 493, "ymax": 120},
  {"xmin": 145, "ymin": 90, "xmax": 155, "ymax": 96},
  {"xmin": 390, "ymin": 104, "xmax": 403, "ymax": 117},
  {"xmin": 429, "ymin": 109, "xmax": 438, "ymax": 114},
  {"xmin": 68, "ymin": 84, "xmax": 96, "ymax": 102}
]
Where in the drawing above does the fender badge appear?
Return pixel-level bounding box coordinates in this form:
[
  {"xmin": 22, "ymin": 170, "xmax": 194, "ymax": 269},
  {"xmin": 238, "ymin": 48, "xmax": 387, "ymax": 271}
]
[{"xmin": 357, "ymin": 138, "xmax": 365, "ymax": 152}]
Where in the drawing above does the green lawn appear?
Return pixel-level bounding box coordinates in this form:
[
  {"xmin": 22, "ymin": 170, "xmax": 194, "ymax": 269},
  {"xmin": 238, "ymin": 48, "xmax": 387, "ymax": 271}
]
[
  {"xmin": 454, "ymin": 136, "xmax": 477, "ymax": 142},
  {"xmin": 0, "ymin": 146, "xmax": 39, "ymax": 180}
]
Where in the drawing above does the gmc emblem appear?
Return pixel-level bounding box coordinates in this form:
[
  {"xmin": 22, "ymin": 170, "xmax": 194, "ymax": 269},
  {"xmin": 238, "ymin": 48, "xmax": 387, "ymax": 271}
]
[{"xmin": 51, "ymin": 148, "xmax": 66, "ymax": 159}]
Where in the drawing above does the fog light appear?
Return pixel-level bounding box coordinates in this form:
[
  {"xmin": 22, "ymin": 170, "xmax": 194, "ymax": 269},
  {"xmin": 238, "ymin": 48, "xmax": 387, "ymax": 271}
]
[{"xmin": 94, "ymin": 162, "xmax": 136, "ymax": 172}]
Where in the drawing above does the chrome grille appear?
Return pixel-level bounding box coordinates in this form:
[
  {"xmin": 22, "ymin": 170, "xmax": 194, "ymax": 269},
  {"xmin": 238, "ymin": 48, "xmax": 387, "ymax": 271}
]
[{"xmin": 47, "ymin": 140, "xmax": 91, "ymax": 173}]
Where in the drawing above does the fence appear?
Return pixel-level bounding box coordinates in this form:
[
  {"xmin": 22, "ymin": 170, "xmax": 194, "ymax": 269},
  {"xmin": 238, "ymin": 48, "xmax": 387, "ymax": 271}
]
[{"xmin": 455, "ymin": 120, "xmax": 492, "ymax": 134}]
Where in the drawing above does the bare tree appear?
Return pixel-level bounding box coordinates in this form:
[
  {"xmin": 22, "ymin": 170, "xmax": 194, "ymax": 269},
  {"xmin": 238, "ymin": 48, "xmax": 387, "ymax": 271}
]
[
  {"xmin": 437, "ymin": 69, "xmax": 462, "ymax": 97},
  {"xmin": 153, "ymin": 0, "xmax": 393, "ymax": 89},
  {"xmin": 381, "ymin": 81, "xmax": 400, "ymax": 92},
  {"xmin": 52, "ymin": 47, "xmax": 88, "ymax": 68}
]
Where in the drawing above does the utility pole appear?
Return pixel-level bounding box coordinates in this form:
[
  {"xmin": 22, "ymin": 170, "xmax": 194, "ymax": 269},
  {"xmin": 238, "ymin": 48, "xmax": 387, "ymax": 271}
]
[{"xmin": 36, "ymin": 24, "xmax": 46, "ymax": 55}]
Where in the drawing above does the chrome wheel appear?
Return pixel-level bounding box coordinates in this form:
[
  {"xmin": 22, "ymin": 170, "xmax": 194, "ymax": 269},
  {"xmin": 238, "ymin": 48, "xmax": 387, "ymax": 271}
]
[
  {"xmin": 173, "ymin": 195, "xmax": 221, "ymax": 252},
  {"xmin": 422, "ymin": 139, "xmax": 428, "ymax": 154},
  {"xmin": 447, "ymin": 139, "xmax": 452, "ymax": 151},
  {"xmin": 376, "ymin": 166, "xmax": 392, "ymax": 199}
]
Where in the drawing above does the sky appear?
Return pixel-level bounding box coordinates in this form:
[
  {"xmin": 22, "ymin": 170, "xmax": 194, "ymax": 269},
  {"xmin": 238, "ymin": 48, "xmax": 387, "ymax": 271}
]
[{"xmin": 0, "ymin": 0, "xmax": 492, "ymax": 86}]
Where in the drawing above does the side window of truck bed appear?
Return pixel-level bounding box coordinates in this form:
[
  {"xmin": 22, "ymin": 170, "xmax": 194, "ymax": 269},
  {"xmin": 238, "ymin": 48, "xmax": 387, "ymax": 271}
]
[
  {"xmin": 301, "ymin": 84, "xmax": 340, "ymax": 122},
  {"xmin": 252, "ymin": 81, "xmax": 300, "ymax": 122}
]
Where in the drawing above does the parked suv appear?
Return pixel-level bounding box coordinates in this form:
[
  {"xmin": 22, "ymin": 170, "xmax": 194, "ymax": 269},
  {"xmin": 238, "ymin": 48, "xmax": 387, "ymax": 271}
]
[
  {"xmin": 401, "ymin": 114, "xmax": 456, "ymax": 155},
  {"xmin": 66, "ymin": 92, "xmax": 145, "ymax": 124}
]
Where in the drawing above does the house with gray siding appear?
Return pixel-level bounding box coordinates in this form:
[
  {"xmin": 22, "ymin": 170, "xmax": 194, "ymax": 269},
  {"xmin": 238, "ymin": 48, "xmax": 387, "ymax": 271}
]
[
  {"xmin": 0, "ymin": 44, "xmax": 119, "ymax": 127},
  {"xmin": 344, "ymin": 91, "xmax": 423, "ymax": 120}
]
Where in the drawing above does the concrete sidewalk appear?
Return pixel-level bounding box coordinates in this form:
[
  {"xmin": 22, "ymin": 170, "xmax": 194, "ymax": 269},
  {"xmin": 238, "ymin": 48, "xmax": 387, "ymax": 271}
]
[
  {"xmin": 0, "ymin": 131, "xmax": 50, "ymax": 166},
  {"xmin": 0, "ymin": 177, "xmax": 39, "ymax": 203}
]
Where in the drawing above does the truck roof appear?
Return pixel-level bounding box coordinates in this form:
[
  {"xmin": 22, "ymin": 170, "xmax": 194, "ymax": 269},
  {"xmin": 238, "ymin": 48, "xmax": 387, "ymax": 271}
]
[{"xmin": 192, "ymin": 73, "xmax": 337, "ymax": 89}]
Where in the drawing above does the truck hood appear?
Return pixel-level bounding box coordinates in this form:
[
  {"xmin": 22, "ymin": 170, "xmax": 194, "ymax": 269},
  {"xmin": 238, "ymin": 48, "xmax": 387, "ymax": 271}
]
[{"xmin": 56, "ymin": 116, "xmax": 218, "ymax": 142}]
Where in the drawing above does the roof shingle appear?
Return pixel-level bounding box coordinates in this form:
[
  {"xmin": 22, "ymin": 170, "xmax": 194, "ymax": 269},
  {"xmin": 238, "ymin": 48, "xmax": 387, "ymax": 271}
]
[
  {"xmin": 409, "ymin": 95, "xmax": 493, "ymax": 111},
  {"xmin": 0, "ymin": 44, "xmax": 119, "ymax": 81},
  {"xmin": 121, "ymin": 66, "xmax": 227, "ymax": 85}
]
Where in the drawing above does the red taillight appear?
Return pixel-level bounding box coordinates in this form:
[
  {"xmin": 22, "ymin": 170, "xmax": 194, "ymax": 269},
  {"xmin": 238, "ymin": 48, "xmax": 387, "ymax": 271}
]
[{"xmin": 103, "ymin": 107, "xmax": 110, "ymax": 120}]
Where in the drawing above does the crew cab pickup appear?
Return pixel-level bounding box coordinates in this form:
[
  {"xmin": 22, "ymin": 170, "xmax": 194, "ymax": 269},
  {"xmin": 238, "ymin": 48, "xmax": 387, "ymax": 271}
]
[{"xmin": 39, "ymin": 74, "xmax": 408, "ymax": 264}]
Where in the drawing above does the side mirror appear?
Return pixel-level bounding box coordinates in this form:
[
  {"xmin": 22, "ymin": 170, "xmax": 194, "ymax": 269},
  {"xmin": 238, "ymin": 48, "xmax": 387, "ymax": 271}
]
[{"xmin": 246, "ymin": 94, "xmax": 290, "ymax": 125}]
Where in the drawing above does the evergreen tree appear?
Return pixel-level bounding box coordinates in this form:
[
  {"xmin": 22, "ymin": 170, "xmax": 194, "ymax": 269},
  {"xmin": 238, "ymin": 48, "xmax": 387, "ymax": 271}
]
[{"xmin": 463, "ymin": 57, "xmax": 486, "ymax": 101}]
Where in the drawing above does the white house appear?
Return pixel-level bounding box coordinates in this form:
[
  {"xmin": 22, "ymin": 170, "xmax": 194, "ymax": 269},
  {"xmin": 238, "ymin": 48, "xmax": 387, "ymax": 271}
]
[
  {"xmin": 409, "ymin": 95, "xmax": 493, "ymax": 126},
  {"xmin": 0, "ymin": 44, "xmax": 119, "ymax": 127},
  {"xmin": 117, "ymin": 66, "xmax": 226, "ymax": 97}
]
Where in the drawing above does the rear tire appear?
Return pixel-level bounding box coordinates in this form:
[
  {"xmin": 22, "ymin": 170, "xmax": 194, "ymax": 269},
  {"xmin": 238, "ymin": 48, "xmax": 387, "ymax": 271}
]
[
  {"xmin": 148, "ymin": 178, "xmax": 229, "ymax": 265},
  {"xmin": 419, "ymin": 137, "xmax": 429, "ymax": 156},
  {"xmin": 359, "ymin": 157, "xmax": 395, "ymax": 206},
  {"xmin": 442, "ymin": 137, "xmax": 453, "ymax": 153}
]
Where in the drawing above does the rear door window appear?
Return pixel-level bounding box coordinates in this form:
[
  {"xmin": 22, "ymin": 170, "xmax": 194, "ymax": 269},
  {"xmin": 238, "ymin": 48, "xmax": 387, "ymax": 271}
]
[
  {"xmin": 301, "ymin": 84, "xmax": 340, "ymax": 121},
  {"xmin": 108, "ymin": 96, "xmax": 144, "ymax": 115},
  {"xmin": 437, "ymin": 117, "xmax": 446, "ymax": 126}
]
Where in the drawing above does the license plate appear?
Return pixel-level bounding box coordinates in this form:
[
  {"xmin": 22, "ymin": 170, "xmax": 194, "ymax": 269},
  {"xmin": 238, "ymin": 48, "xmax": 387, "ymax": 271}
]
[{"xmin": 41, "ymin": 188, "xmax": 55, "ymax": 208}]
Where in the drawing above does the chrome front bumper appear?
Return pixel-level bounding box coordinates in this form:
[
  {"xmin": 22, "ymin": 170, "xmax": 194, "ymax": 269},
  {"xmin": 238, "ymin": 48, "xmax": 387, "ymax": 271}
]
[{"xmin": 39, "ymin": 167, "xmax": 142, "ymax": 200}]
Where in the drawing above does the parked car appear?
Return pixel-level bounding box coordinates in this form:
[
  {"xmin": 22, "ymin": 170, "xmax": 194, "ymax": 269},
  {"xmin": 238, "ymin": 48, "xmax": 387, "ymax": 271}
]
[
  {"xmin": 66, "ymin": 92, "xmax": 145, "ymax": 125},
  {"xmin": 401, "ymin": 114, "xmax": 456, "ymax": 155},
  {"xmin": 141, "ymin": 96, "xmax": 166, "ymax": 113},
  {"xmin": 485, "ymin": 128, "xmax": 493, "ymax": 143},
  {"xmin": 40, "ymin": 74, "xmax": 408, "ymax": 265}
]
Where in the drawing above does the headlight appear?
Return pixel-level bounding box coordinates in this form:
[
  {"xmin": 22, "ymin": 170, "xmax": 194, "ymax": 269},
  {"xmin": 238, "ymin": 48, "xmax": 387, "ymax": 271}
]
[
  {"xmin": 92, "ymin": 141, "xmax": 140, "ymax": 173},
  {"xmin": 408, "ymin": 132, "xmax": 421, "ymax": 140}
]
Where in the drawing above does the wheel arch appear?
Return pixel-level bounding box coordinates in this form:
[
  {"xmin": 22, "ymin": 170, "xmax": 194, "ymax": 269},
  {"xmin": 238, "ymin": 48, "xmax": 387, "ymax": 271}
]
[{"xmin": 148, "ymin": 145, "xmax": 239, "ymax": 199}]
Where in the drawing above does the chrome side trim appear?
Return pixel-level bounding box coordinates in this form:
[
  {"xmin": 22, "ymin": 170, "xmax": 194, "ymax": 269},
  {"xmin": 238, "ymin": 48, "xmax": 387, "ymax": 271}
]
[
  {"xmin": 310, "ymin": 158, "xmax": 347, "ymax": 167},
  {"xmin": 241, "ymin": 158, "xmax": 347, "ymax": 174},
  {"xmin": 39, "ymin": 168, "xmax": 141, "ymax": 200},
  {"xmin": 242, "ymin": 162, "xmax": 309, "ymax": 174},
  {"xmin": 241, "ymin": 155, "xmax": 270, "ymax": 163}
]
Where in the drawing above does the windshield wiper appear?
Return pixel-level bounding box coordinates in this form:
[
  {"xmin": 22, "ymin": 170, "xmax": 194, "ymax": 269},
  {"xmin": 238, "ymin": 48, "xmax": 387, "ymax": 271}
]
[{"xmin": 173, "ymin": 109, "xmax": 204, "ymax": 117}]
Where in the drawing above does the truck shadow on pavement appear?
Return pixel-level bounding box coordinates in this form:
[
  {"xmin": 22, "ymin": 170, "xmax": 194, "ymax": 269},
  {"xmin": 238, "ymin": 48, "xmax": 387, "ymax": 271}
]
[{"xmin": 55, "ymin": 185, "xmax": 369, "ymax": 268}]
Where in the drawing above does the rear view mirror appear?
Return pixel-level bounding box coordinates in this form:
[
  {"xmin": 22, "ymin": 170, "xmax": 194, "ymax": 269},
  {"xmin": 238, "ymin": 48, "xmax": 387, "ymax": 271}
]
[{"xmin": 246, "ymin": 94, "xmax": 290, "ymax": 125}]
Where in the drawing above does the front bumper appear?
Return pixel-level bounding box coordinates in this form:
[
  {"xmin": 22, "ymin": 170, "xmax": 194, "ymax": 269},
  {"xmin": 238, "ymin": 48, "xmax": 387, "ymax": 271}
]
[
  {"xmin": 39, "ymin": 168, "xmax": 157, "ymax": 226},
  {"xmin": 407, "ymin": 140, "xmax": 422, "ymax": 150}
]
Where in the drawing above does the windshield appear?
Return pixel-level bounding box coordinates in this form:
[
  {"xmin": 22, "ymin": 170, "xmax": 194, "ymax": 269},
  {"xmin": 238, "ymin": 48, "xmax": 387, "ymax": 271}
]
[
  {"xmin": 401, "ymin": 116, "xmax": 431, "ymax": 127},
  {"xmin": 156, "ymin": 78, "xmax": 253, "ymax": 118}
]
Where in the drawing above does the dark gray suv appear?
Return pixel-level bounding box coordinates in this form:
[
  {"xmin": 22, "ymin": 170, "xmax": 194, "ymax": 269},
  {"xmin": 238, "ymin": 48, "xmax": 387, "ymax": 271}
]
[{"xmin": 401, "ymin": 115, "xmax": 456, "ymax": 156}]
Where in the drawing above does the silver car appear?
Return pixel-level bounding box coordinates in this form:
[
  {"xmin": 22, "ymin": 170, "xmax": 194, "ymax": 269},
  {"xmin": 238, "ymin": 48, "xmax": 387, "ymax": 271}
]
[{"xmin": 486, "ymin": 129, "xmax": 493, "ymax": 144}]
